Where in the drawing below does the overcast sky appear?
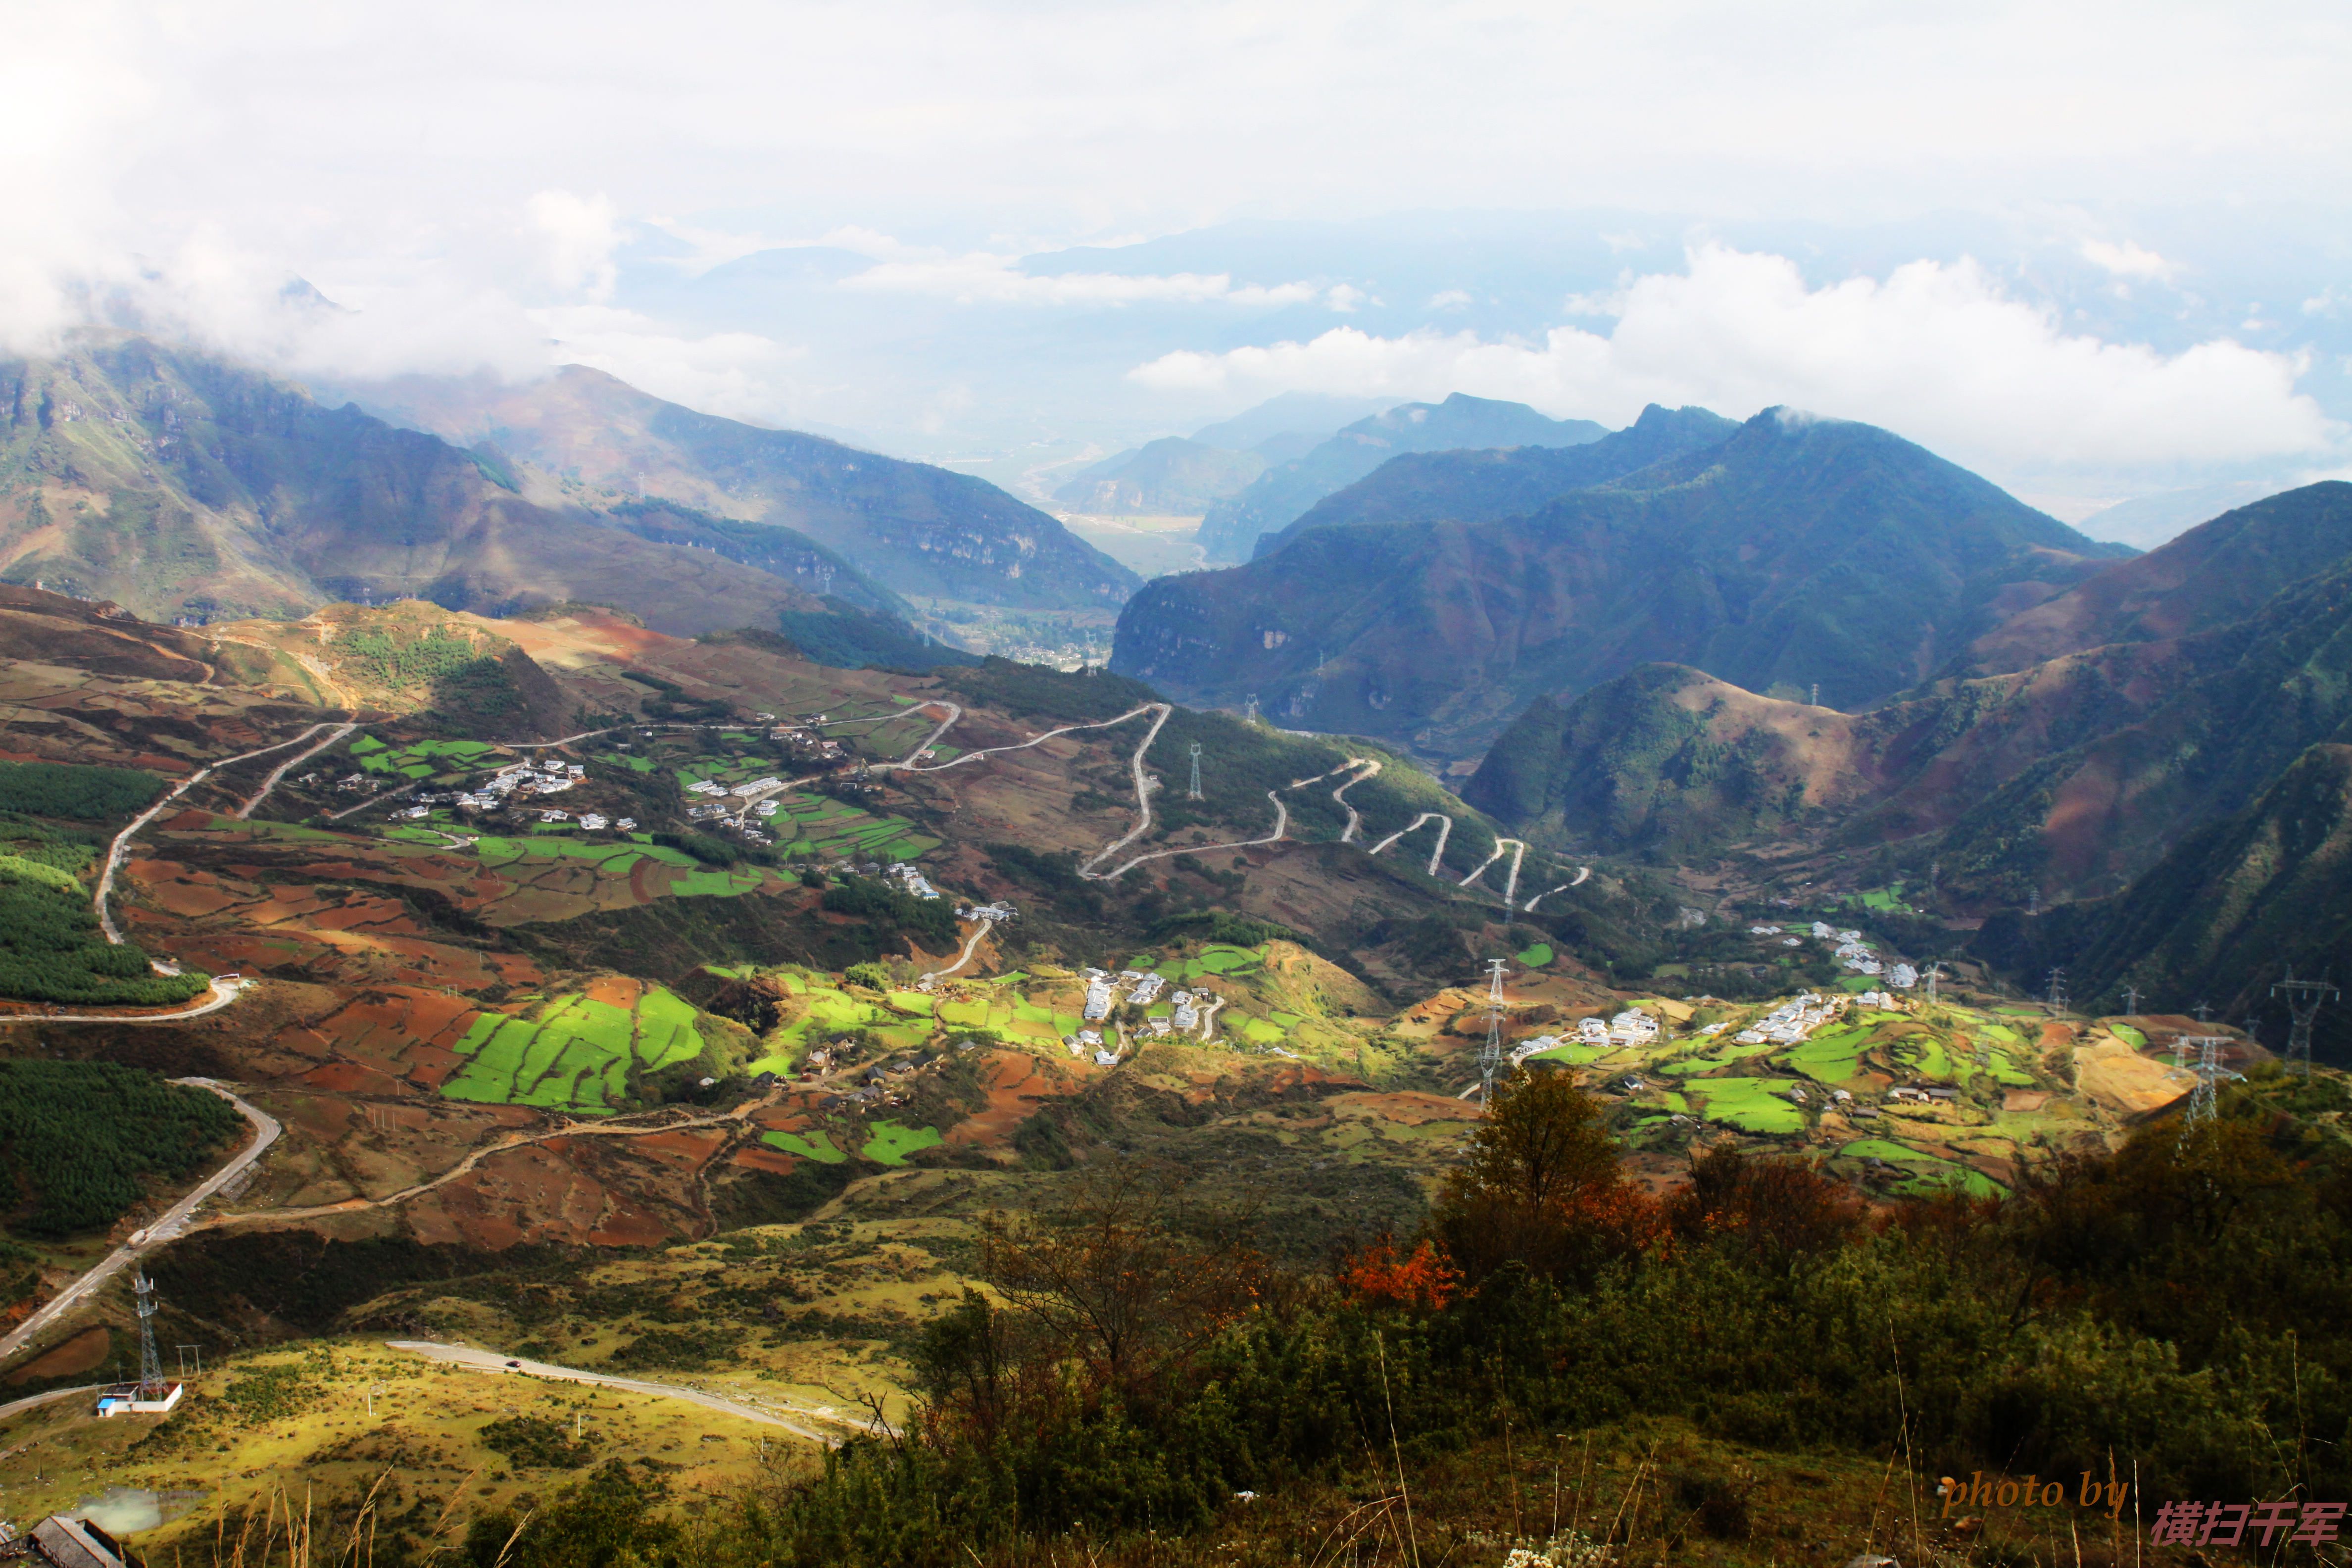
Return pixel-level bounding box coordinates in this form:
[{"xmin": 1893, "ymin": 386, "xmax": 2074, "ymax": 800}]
[{"xmin": 8, "ymin": 0, "xmax": 2351, "ymax": 514}]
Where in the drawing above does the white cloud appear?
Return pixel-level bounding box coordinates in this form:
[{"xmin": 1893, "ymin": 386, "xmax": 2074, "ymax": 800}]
[
  {"xmin": 1428, "ymin": 289, "xmax": 1473, "ymax": 311},
  {"xmin": 1130, "ymin": 245, "xmax": 2336, "ymax": 472},
  {"xmin": 532, "ymin": 304, "xmax": 808, "ymax": 425},
  {"xmin": 839, "ymin": 252, "xmax": 1327, "ymax": 308},
  {"xmin": 2080, "ymin": 238, "xmax": 2179, "ymax": 281},
  {"xmin": 526, "ymin": 190, "xmax": 622, "ymax": 301}
]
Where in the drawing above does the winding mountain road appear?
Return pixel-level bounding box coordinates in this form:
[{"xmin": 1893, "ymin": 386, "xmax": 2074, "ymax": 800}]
[
  {"xmin": 203, "ymin": 1089, "xmax": 784, "ymax": 1229},
  {"xmin": 97, "ymin": 722, "xmax": 357, "ymax": 944},
  {"xmin": 234, "ymin": 723, "xmax": 358, "ymax": 819},
  {"xmin": 386, "ymin": 1341, "xmax": 857, "ymax": 1446},
  {"xmin": 0, "ymin": 975, "xmax": 246, "ymax": 1028},
  {"xmin": 0, "ymin": 1079, "xmax": 279, "ymax": 1367}
]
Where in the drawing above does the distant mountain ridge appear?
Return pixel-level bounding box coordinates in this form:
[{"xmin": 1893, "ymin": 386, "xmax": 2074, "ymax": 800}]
[
  {"xmin": 1466, "ymin": 490, "xmax": 2352, "ymax": 886},
  {"xmin": 1960, "ymin": 482, "xmax": 2352, "ymax": 675},
  {"xmin": 1194, "ymin": 392, "xmax": 1608, "ymax": 561},
  {"xmin": 340, "ymin": 365, "xmax": 1141, "ymax": 612},
  {"xmin": 1053, "ymin": 437, "xmax": 1267, "ymax": 515},
  {"xmin": 0, "ymin": 336, "xmax": 856, "ymax": 636},
  {"xmin": 1117, "ymin": 408, "xmax": 2122, "ymax": 758},
  {"xmin": 1252, "ymin": 403, "xmax": 1739, "ymax": 557}
]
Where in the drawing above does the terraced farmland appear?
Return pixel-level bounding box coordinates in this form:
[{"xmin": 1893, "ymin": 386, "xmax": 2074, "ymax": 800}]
[{"xmin": 441, "ymin": 985, "xmax": 710, "ymax": 1114}]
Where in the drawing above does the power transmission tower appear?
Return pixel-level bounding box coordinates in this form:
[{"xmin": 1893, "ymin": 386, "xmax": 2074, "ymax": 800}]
[
  {"xmin": 1924, "ymin": 958, "xmax": 1942, "ymax": 1007},
  {"xmin": 2183, "ymin": 1036, "xmax": 2237, "ymax": 1126},
  {"xmin": 1478, "ymin": 959, "xmax": 1508, "ymax": 1106},
  {"xmin": 1186, "ymin": 743, "xmax": 1203, "ymax": 801},
  {"xmin": 1243, "ymin": 693, "xmax": 1259, "ymax": 725},
  {"xmin": 2028, "ymin": 888, "xmax": 2040, "ymax": 917},
  {"xmin": 2046, "ymin": 967, "xmax": 2067, "ymax": 1013},
  {"xmin": 1809, "ymin": 682, "xmax": 1819, "ymax": 707},
  {"xmin": 133, "ymin": 1270, "xmax": 166, "ymax": 1397},
  {"xmin": 2195, "ymin": 1000, "xmax": 2212, "ymax": 1024},
  {"xmin": 2122, "ymin": 984, "xmax": 2141, "ymax": 1017},
  {"xmin": 2271, "ymin": 968, "xmax": 2338, "ymax": 1076}
]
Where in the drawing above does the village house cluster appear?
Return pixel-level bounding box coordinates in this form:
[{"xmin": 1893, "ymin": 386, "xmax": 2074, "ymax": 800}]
[{"xmin": 1745, "ymin": 921, "xmax": 1921, "ymax": 987}]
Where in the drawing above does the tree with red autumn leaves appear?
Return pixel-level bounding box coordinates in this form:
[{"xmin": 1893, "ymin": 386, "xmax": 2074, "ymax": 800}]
[{"xmin": 1430, "ymin": 1067, "xmax": 1661, "ymax": 1287}]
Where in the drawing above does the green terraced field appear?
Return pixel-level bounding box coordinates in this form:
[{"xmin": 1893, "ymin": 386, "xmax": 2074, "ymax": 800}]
[
  {"xmin": 441, "ymin": 987, "xmax": 708, "ymax": 1114},
  {"xmin": 354, "ymin": 736, "xmax": 498, "ymax": 777},
  {"xmin": 1691, "ymin": 1077, "xmax": 1807, "ymax": 1133},
  {"xmin": 762, "ymin": 1129, "xmax": 847, "ymax": 1163},
  {"xmin": 861, "ymin": 1119, "xmax": 944, "ymax": 1166}
]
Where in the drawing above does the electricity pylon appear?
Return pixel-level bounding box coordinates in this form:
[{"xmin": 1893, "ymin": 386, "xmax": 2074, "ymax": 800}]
[
  {"xmin": 2183, "ymin": 1036, "xmax": 2237, "ymax": 1126},
  {"xmin": 1186, "ymin": 743, "xmax": 1203, "ymax": 801},
  {"xmin": 134, "ymin": 1270, "xmax": 166, "ymax": 1396},
  {"xmin": 2046, "ymin": 968, "xmax": 2068, "ymax": 1013},
  {"xmin": 2122, "ymin": 984, "xmax": 2141, "ymax": 1017},
  {"xmin": 1478, "ymin": 959, "xmax": 1508, "ymax": 1105},
  {"xmin": 2272, "ymin": 968, "xmax": 2338, "ymax": 1076}
]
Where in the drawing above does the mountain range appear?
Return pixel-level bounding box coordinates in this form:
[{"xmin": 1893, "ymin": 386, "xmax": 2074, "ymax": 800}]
[
  {"xmin": 1250, "ymin": 402, "xmax": 1739, "ymax": 556},
  {"xmin": 340, "ymin": 365, "xmax": 1139, "ymax": 612},
  {"xmin": 1118, "ymin": 407, "xmax": 2127, "ymax": 757},
  {"xmin": 1052, "ymin": 437, "xmax": 1268, "ymax": 515},
  {"xmin": 1454, "ymin": 479, "xmax": 2352, "ymax": 1027},
  {"xmin": 1194, "ymin": 392, "xmax": 1608, "ymax": 561}
]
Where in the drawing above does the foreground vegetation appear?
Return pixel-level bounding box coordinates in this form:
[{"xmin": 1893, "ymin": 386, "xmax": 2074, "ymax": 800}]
[{"xmin": 147, "ymin": 1063, "xmax": 2352, "ymax": 1566}]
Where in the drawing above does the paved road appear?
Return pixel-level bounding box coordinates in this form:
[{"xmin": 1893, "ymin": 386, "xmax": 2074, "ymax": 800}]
[
  {"xmin": 386, "ymin": 1341, "xmax": 860, "ymax": 1446},
  {"xmin": 97, "ymin": 722, "xmax": 354, "ymax": 943},
  {"xmin": 0, "ymin": 1384, "xmax": 98, "ymax": 1426},
  {"xmin": 921, "ymin": 915, "xmax": 1003, "ymax": 984},
  {"xmin": 0, "ymin": 975, "xmax": 246, "ymax": 1029},
  {"xmin": 234, "ymin": 722, "xmax": 358, "ymax": 819},
  {"xmin": 0, "ymin": 1080, "xmax": 280, "ymax": 1368}
]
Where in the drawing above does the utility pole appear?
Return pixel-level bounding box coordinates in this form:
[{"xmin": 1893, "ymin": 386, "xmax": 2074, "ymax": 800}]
[
  {"xmin": 1186, "ymin": 743, "xmax": 1203, "ymax": 801},
  {"xmin": 1478, "ymin": 959, "xmax": 1508, "ymax": 1106},
  {"xmin": 2271, "ymin": 968, "xmax": 2338, "ymax": 1076},
  {"xmin": 2046, "ymin": 967, "xmax": 2067, "ymax": 1013}
]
